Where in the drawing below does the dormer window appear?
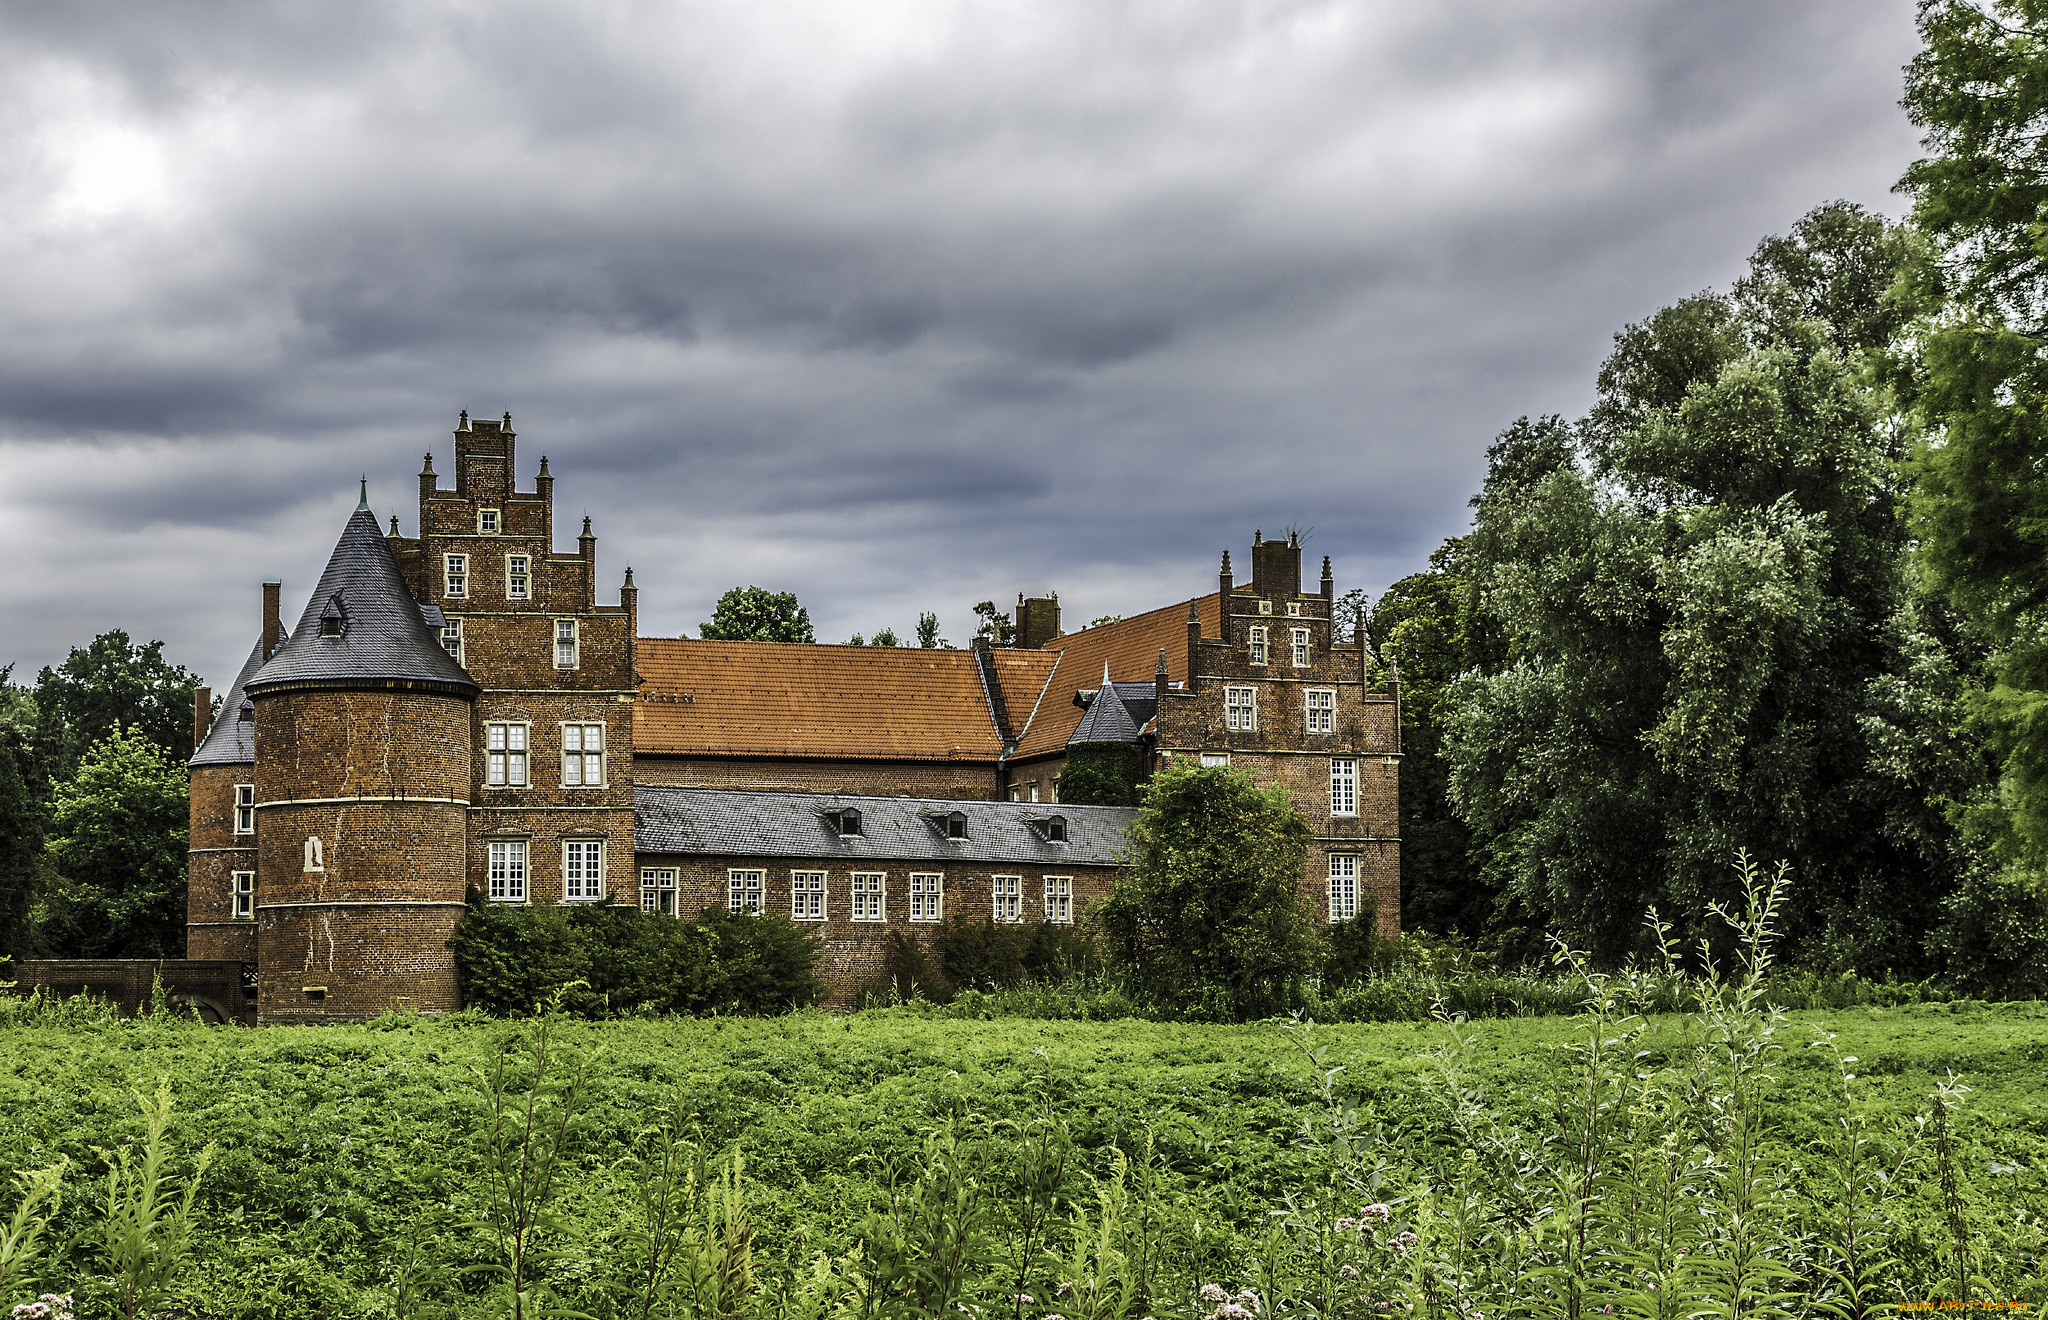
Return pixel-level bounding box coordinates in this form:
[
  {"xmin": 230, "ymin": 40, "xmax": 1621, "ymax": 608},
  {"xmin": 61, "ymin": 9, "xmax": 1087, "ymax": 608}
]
[
  {"xmin": 830, "ymin": 808, "xmax": 863, "ymax": 837},
  {"xmin": 319, "ymin": 594, "xmax": 346, "ymax": 637},
  {"xmin": 1029, "ymin": 814, "xmax": 1068, "ymax": 843},
  {"xmin": 478, "ymin": 508, "xmax": 501, "ymax": 534},
  {"xmin": 947, "ymin": 811, "xmax": 967, "ymax": 839}
]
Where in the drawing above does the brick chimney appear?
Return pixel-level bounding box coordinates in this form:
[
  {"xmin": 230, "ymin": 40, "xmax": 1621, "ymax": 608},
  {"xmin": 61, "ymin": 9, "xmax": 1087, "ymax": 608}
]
[
  {"xmin": 192, "ymin": 687, "xmax": 211, "ymax": 750},
  {"xmin": 1251, "ymin": 531, "xmax": 1301, "ymax": 600},
  {"xmin": 1017, "ymin": 594, "xmax": 1061, "ymax": 650},
  {"xmin": 262, "ymin": 582, "xmax": 282, "ymax": 660}
]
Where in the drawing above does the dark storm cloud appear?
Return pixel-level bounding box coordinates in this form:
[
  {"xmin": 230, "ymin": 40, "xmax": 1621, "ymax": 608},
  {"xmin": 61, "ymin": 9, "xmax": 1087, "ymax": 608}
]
[{"xmin": 0, "ymin": 0, "xmax": 1925, "ymax": 686}]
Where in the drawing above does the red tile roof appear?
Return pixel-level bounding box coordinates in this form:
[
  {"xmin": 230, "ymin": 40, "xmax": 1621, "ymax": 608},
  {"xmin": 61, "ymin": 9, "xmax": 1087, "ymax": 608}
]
[{"xmin": 1010, "ymin": 594, "xmax": 1222, "ymax": 758}]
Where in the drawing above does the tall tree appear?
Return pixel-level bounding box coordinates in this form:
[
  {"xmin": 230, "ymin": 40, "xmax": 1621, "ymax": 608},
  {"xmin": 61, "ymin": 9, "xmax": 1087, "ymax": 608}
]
[
  {"xmin": 39, "ymin": 724, "xmax": 190, "ymax": 959},
  {"xmin": 698, "ymin": 587, "xmax": 816, "ymax": 643},
  {"xmin": 31, "ymin": 630, "xmax": 200, "ymax": 791},
  {"xmin": 971, "ymin": 601, "xmax": 1016, "ymax": 647},
  {"xmin": 0, "ymin": 669, "xmax": 42, "ymax": 954},
  {"xmin": 1444, "ymin": 204, "xmax": 1983, "ymax": 971}
]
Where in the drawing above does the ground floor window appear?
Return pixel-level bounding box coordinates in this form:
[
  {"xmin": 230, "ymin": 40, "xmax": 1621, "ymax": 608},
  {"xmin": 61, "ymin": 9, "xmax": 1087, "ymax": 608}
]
[
  {"xmin": 729, "ymin": 868, "xmax": 764, "ymax": 914},
  {"xmin": 563, "ymin": 840, "xmax": 604, "ymax": 901},
  {"xmin": 1043, "ymin": 875, "xmax": 1073, "ymax": 924},
  {"xmin": 641, "ymin": 867, "xmax": 677, "ymax": 916},
  {"xmin": 992, "ymin": 875, "xmax": 1022, "ymax": 923},
  {"xmin": 908, "ymin": 872, "xmax": 943, "ymax": 922},
  {"xmin": 232, "ymin": 871, "xmax": 255, "ymax": 920},
  {"xmin": 851, "ymin": 872, "xmax": 885, "ymax": 921},
  {"xmin": 791, "ymin": 870, "xmax": 826, "ymax": 921},
  {"xmin": 1328, "ymin": 854, "xmax": 1359, "ymax": 922},
  {"xmin": 487, "ymin": 841, "xmax": 529, "ymax": 902}
]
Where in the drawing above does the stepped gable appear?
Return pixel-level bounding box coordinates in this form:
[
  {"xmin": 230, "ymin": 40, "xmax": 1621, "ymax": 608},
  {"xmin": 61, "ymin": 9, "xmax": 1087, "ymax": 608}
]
[
  {"xmin": 246, "ymin": 504, "xmax": 480, "ymax": 697},
  {"xmin": 190, "ymin": 636, "xmax": 273, "ymax": 767},
  {"xmin": 1011, "ymin": 593, "xmax": 1223, "ymax": 757},
  {"xmin": 635, "ymin": 638, "xmax": 1007, "ymax": 761}
]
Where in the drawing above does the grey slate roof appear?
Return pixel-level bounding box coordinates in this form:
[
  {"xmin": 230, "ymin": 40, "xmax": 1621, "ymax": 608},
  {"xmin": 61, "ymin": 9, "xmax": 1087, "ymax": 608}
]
[
  {"xmin": 246, "ymin": 507, "xmax": 479, "ymax": 696},
  {"xmin": 635, "ymin": 786, "xmax": 1137, "ymax": 868},
  {"xmin": 190, "ymin": 636, "xmax": 270, "ymax": 767},
  {"xmin": 1068, "ymin": 681, "xmax": 1159, "ymax": 746}
]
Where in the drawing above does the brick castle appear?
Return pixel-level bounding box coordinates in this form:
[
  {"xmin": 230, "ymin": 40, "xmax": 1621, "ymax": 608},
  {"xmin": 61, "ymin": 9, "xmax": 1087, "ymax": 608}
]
[{"xmin": 183, "ymin": 414, "xmax": 1400, "ymax": 1021}]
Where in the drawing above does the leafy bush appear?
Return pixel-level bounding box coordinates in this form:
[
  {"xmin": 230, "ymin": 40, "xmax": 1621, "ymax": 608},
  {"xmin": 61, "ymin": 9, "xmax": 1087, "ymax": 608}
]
[
  {"xmin": 449, "ymin": 898, "xmax": 819, "ymax": 1017},
  {"xmin": 1055, "ymin": 742, "xmax": 1148, "ymax": 806},
  {"xmin": 938, "ymin": 916, "xmax": 1103, "ymax": 992}
]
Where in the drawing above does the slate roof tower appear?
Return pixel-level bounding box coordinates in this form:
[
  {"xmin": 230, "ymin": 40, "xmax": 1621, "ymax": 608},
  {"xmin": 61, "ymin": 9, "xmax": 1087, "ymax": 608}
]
[{"xmin": 241, "ymin": 489, "xmax": 480, "ymax": 1022}]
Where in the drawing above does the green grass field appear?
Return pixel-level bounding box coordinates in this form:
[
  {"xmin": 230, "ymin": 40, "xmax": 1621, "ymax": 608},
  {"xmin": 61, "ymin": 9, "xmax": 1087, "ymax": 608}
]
[{"xmin": 4, "ymin": 1001, "xmax": 2045, "ymax": 1317}]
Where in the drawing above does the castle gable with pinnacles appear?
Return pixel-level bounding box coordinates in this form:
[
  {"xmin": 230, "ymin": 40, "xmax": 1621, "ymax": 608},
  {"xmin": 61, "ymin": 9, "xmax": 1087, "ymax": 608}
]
[{"xmin": 182, "ymin": 414, "xmax": 1400, "ymax": 1022}]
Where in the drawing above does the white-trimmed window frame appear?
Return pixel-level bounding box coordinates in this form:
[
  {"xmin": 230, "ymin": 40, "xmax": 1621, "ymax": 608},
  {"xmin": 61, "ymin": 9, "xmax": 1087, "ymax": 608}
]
[
  {"xmin": 1257, "ymin": 598, "xmax": 1273, "ymax": 615},
  {"xmin": 908, "ymin": 872, "xmax": 943, "ymax": 923},
  {"xmin": 728, "ymin": 868, "xmax": 764, "ymax": 915},
  {"xmin": 561, "ymin": 722, "xmax": 605, "ymax": 787},
  {"xmin": 1044, "ymin": 876, "xmax": 1074, "ymax": 924},
  {"xmin": 1225, "ymin": 686, "xmax": 1257, "ymax": 732},
  {"xmin": 444, "ymin": 553, "xmax": 469, "ymax": 599},
  {"xmin": 1330, "ymin": 757, "xmax": 1358, "ymax": 818},
  {"xmin": 489, "ymin": 840, "xmax": 529, "ymax": 903},
  {"xmin": 231, "ymin": 870, "xmax": 255, "ymax": 920},
  {"xmin": 233, "ymin": 783, "xmax": 255, "ymax": 835},
  {"xmin": 562, "ymin": 839, "xmax": 605, "ymax": 902},
  {"xmin": 1285, "ymin": 600, "xmax": 1304, "ymax": 618},
  {"xmin": 1305, "ymin": 689, "xmax": 1335, "ymax": 734},
  {"xmin": 1248, "ymin": 625, "xmax": 1268, "ymax": 666},
  {"xmin": 1292, "ymin": 627, "xmax": 1311, "ymax": 668},
  {"xmin": 1201, "ymin": 751, "xmax": 1231, "ymax": 768},
  {"xmin": 992, "ymin": 875, "xmax": 1022, "ymax": 923},
  {"xmin": 486, "ymin": 722, "xmax": 530, "ymax": 787},
  {"xmin": 554, "ymin": 618, "xmax": 579, "ymax": 669},
  {"xmin": 851, "ymin": 871, "xmax": 886, "ymax": 921},
  {"xmin": 478, "ymin": 508, "xmax": 501, "ymax": 534},
  {"xmin": 506, "ymin": 554, "xmax": 531, "ymax": 600},
  {"xmin": 1329, "ymin": 854, "xmax": 1359, "ymax": 922},
  {"xmin": 441, "ymin": 616, "xmax": 464, "ymax": 664},
  {"xmin": 640, "ymin": 866, "xmax": 678, "ymax": 916},
  {"xmin": 791, "ymin": 870, "xmax": 826, "ymax": 921}
]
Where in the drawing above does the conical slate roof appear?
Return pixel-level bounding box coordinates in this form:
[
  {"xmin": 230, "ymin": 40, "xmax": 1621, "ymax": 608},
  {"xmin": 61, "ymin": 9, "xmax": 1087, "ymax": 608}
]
[
  {"xmin": 1069, "ymin": 681, "xmax": 1158, "ymax": 745},
  {"xmin": 190, "ymin": 635, "xmax": 272, "ymax": 767},
  {"xmin": 246, "ymin": 506, "xmax": 479, "ymax": 697}
]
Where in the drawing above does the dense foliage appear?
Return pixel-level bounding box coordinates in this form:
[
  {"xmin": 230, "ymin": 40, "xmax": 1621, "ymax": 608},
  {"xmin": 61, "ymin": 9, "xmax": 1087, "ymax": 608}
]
[
  {"xmin": 697, "ymin": 587, "xmax": 816, "ymax": 644},
  {"xmin": 1054, "ymin": 742, "xmax": 1148, "ymax": 807},
  {"xmin": 449, "ymin": 899, "xmax": 820, "ymax": 1017},
  {"xmin": 1097, "ymin": 765, "xmax": 1322, "ymax": 1019},
  {"xmin": 35, "ymin": 725, "xmax": 190, "ymax": 959},
  {"xmin": 28, "ymin": 630, "xmax": 200, "ymax": 788}
]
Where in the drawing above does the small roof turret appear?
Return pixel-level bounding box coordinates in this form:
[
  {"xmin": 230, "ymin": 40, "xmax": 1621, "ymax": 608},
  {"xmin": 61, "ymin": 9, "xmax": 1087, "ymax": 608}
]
[{"xmin": 246, "ymin": 506, "xmax": 479, "ymax": 698}]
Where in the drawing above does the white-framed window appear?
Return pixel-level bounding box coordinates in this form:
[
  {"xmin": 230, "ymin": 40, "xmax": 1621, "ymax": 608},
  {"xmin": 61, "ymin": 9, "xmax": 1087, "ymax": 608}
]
[
  {"xmin": 908, "ymin": 872, "xmax": 943, "ymax": 922},
  {"xmin": 791, "ymin": 870, "xmax": 826, "ymax": 921},
  {"xmin": 1330, "ymin": 757, "xmax": 1358, "ymax": 817},
  {"xmin": 641, "ymin": 867, "xmax": 677, "ymax": 916},
  {"xmin": 441, "ymin": 617, "xmax": 464, "ymax": 664},
  {"xmin": 563, "ymin": 840, "xmax": 605, "ymax": 901},
  {"xmin": 233, "ymin": 783, "xmax": 255, "ymax": 834},
  {"xmin": 232, "ymin": 871, "xmax": 255, "ymax": 920},
  {"xmin": 478, "ymin": 508, "xmax": 501, "ymax": 534},
  {"xmin": 851, "ymin": 872, "xmax": 886, "ymax": 921},
  {"xmin": 507, "ymin": 554, "xmax": 530, "ymax": 600},
  {"xmin": 1226, "ymin": 686, "xmax": 1257, "ymax": 731},
  {"xmin": 554, "ymin": 618, "xmax": 579, "ymax": 668},
  {"xmin": 1286, "ymin": 600, "xmax": 1303, "ymax": 617},
  {"xmin": 1044, "ymin": 876, "xmax": 1074, "ymax": 924},
  {"xmin": 1305, "ymin": 689, "xmax": 1335, "ymax": 734},
  {"xmin": 1201, "ymin": 751, "xmax": 1231, "ymax": 768},
  {"xmin": 562, "ymin": 723, "xmax": 604, "ymax": 786},
  {"xmin": 728, "ymin": 868, "xmax": 764, "ymax": 914},
  {"xmin": 992, "ymin": 875, "xmax": 1022, "ymax": 923},
  {"xmin": 1248, "ymin": 625, "xmax": 1268, "ymax": 666},
  {"xmin": 1329, "ymin": 854, "xmax": 1359, "ymax": 922},
  {"xmin": 444, "ymin": 553, "xmax": 468, "ymax": 599},
  {"xmin": 1292, "ymin": 628, "xmax": 1311, "ymax": 668},
  {"xmin": 489, "ymin": 840, "xmax": 528, "ymax": 903},
  {"xmin": 486, "ymin": 723, "xmax": 529, "ymax": 787},
  {"xmin": 1257, "ymin": 599, "xmax": 1273, "ymax": 615}
]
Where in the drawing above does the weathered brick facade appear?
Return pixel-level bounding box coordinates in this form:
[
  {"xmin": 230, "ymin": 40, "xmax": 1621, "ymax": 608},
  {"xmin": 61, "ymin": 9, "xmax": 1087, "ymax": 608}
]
[{"xmin": 184, "ymin": 418, "xmax": 1398, "ymax": 1024}]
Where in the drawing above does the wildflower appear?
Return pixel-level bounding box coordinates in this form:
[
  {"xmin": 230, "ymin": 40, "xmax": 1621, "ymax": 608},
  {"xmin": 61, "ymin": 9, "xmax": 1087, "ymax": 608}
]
[
  {"xmin": 1200, "ymin": 1285, "xmax": 1230, "ymax": 1304},
  {"xmin": 1236, "ymin": 1290, "xmax": 1261, "ymax": 1311},
  {"xmin": 1219, "ymin": 1306, "xmax": 1252, "ymax": 1320},
  {"xmin": 1362, "ymin": 1202, "xmax": 1392, "ymax": 1223},
  {"xmin": 1338, "ymin": 1265, "xmax": 1358, "ymax": 1279},
  {"xmin": 1397, "ymin": 1231, "xmax": 1417, "ymax": 1247},
  {"xmin": 1014, "ymin": 1296, "xmax": 1034, "ymax": 1307},
  {"xmin": 1335, "ymin": 1216, "xmax": 1358, "ymax": 1233}
]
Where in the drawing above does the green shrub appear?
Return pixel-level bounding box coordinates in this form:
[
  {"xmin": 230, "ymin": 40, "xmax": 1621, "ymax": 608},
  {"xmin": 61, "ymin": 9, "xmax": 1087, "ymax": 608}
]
[
  {"xmin": 1054, "ymin": 743, "xmax": 1147, "ymax": 806},
  {"xmin": 449, "ymin": 898, "xmax": 819, "ymax": 1017}
]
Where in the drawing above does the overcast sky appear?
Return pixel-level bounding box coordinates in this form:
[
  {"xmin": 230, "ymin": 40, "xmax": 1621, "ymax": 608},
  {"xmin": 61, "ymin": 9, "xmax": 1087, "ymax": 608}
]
[{"xmin": 0, "ymin": 0, "xmax": 1926, "ymax": 690}]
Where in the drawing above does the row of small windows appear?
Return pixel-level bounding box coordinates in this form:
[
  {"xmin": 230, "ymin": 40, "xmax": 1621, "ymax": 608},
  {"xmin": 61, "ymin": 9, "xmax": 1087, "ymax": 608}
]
[
  {"xmin": 697, "ymin": 868, "xmax": 1075, "ymax": 924},
  {"xmin": 1222, "ymin": 687, "xmax": 1340, "ymax": 734},
  {"xmin": 822, "ymin": 807, "xmax": 1067, "ymax": 844},
  {"xmin": 1253, "ymin": 599, "xmax": 1308, "ymax": 617},
  {"xmin": 1247, "ymin": 625, "xmax": 1315, "ymax": 668},
  {"xmin": 441, "ymin": 553, "xmax": 536, "ymax": 602},
  {"xmin": 439, "ymin": 616, "xmax": 581, "ymax": 669},
  {"xmin": 486, "ymin": 839, "xmax": 606, "ymax": 903}
]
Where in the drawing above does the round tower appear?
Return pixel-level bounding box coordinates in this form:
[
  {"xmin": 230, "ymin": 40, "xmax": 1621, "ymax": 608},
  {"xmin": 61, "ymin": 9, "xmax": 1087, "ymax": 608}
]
[{"xmin": 243, "ymin": 491, "xmax": 479, "ymax": 1023}]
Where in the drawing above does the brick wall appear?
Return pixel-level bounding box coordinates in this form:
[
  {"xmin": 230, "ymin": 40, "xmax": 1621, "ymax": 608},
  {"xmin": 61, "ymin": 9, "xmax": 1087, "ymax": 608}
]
[
  {"xmin": 634, "ymin": 756, "xmax": 1004, "ymax": 800},
  {"xmin": 630, "ymin": 853, "xmax": 1119, "ymax": 1006},
  {"xmin": 186, "ymin": 762, "xmax": 258, "ymax": 961}
]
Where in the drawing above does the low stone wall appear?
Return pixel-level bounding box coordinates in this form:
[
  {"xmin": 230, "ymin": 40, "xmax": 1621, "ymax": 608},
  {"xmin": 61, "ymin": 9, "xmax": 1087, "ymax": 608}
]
[{"xmin": 3, "ymin": 959, "xmax": 256, "ymax": 1025}]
